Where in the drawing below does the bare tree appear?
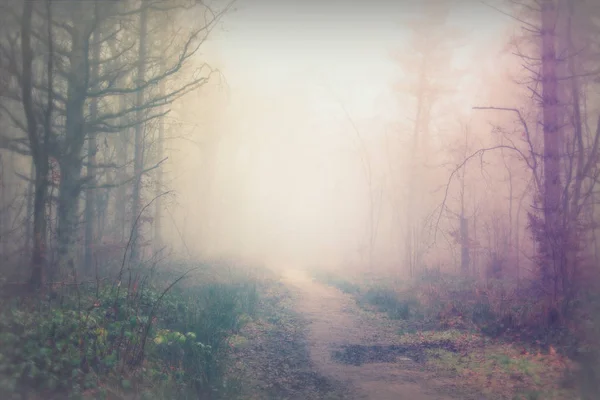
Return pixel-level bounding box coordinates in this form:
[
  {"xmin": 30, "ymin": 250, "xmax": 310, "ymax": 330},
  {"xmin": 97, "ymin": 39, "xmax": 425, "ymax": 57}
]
[
  {"xmin": 0, "ymin": 0, "xmax": 230, "ymax": 281},
  {"xmin": 0, "ymin": 0, "xmax": 55, "ymax": 286},
  {"xmin": 391, "ymin": 2, "xmax": 462, "ymax": 276},
  {"xmin": 83, "ymin": 30, "xmax": 101, "ymax": 272},
  {"xmin": 129, "ymin": 3, "xmax": 148, "ymax": 264}
]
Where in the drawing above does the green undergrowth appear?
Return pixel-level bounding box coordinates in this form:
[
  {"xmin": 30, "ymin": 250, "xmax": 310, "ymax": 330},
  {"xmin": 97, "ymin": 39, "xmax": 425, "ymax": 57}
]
[
  {"xmin": 424, "ymin": 343, "xmax": 575, "ymax": 399},
  {"xmin": 311, "ymin": 270, "xmax": 361, "ymax": 295},
  {"xmin": 0, "ymin": 261, "xmax": 261, "ymax": 400},
  {"xmin": 313, "ymin": 268, "xmax": 588, "ymax": 399},
  {"xmin": 327, "ymin": 270, "xmax": 575, "ymax": 350}
]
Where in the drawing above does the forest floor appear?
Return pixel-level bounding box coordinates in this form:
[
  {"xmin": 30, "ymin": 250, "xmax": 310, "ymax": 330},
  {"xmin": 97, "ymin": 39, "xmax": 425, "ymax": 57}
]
[
  {"xmin": 230, "ymin": 268, "xmax": 469, "ymax": 400},
  {"xmin": 0, "ymin": 263, "xmax": 581, "ymax": 399},
  {"xmin": 281, "ymin": 268, "xmax": 462, "ymax": 400},
  {"xmin": 229, "ymin": 267, "xmax": 578, "ymax": 400}
]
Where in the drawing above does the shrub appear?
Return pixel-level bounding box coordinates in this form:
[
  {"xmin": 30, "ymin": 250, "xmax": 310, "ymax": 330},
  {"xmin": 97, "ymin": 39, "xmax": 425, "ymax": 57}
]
[
  {"xmin": 0, "ymin": 263, "xmax": 259, "ymax": 399},
  {"xmin": 312, "ymin": 270, "xmax": 361, "ymax": 295},
  {"xmin": 360, "ymin": 286, "xmax": 423, "ymax": 321}
]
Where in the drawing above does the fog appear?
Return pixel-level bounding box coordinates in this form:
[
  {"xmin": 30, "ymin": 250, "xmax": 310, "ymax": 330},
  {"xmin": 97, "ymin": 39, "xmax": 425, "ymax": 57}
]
[
  {"xmin": 4, "ymin": 1, "xmax": 600, "ymax": 398},
  {"xmin": 161, "ymin": 0, "xmax": 511, "ymax": 273},
  {"xmin": 0, "ymin": 0, "xmax": 539, "ymax": 280}
]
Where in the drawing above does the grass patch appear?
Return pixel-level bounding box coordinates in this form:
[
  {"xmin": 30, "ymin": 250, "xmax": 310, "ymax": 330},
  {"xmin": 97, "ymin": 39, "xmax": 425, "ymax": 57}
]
[
  {"xmin": 0, "ymin": 261, "xmax": 261, "ymax": 400},
  {"xmin": 311, "ymin": 270, "xmax": 361, "ymax": 295},
  {"xmin": 421, "ymin": 335, "xmax": 576, "ymax": 399},
  {"xmin": 359, "ymin": 285, "xmax": 423, "ymax": 320},
  {"xmin": 310, "ymin": 268, "xmax": 583, "ymax": 399},
  {"xmin": 397, "ymin": 329, "xmax": 473, "ymax": 347}
]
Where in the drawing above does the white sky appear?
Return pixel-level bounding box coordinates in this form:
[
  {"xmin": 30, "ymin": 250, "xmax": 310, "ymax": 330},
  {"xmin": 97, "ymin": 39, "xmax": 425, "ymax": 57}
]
[{"xmin": 206, "ymin": 0, "xmax": 510, "ymax": 120}]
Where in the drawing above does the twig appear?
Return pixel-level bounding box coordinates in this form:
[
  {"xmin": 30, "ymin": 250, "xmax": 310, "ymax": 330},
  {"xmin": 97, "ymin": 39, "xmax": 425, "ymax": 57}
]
[{"xmin": 434, "ymin": 145, "xmax": 533, "ymax": 244}]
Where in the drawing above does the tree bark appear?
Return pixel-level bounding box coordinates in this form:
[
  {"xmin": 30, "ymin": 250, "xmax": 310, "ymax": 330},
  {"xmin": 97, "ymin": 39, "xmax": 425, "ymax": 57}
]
[
  {"xmin": 540, "ymin": 0, "xmax": 563, "ymax": 301},
  {"xmin": 24, "ymin": 159, "xmax": 34, "ymax": 259},
  {"xmin": 20, "ymin": 0, "xmax": 50, "ymax": 288},
  {"xmin": 56, "ymin": 3, "xmax": 91, "ymax": 276},
  {"xmin": 130, "ymin": 4, "xmax": 148, "ymax": 263},
  {"xmin": 115, "ymin": 98, "xmax": 129, "ymax": 241},
  {"xmin": 31, "ymin": 168, "xmax": 49, "ymax": 286},
  {"xmin": 84, "ymin": 31, "xmax": 100, "ymax": 273},
  {"xmin": 154, "ymin": 57, "xmax": 165, "ymax": 252},
  {"xmin": 404, "ymin": 61, "xmax": 425, "ymax": 277}
]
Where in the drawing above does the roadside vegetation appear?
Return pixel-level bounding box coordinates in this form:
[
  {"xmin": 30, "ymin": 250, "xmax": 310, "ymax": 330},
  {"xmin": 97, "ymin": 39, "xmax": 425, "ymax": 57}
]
[
  {"xmin": 0, "ymin": 261, "xmax": 261, "ymax": 400},
  {"xmin": 312, "ymin": 267, "xmax": 598, "ymax": 400}
]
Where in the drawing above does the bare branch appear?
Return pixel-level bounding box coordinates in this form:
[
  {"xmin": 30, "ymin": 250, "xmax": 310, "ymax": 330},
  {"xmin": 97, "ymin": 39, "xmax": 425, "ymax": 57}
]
[
  {"xmin": 472, "ymin": 106, "xmax": 541, "ymax": 188},
  {"xmin": 434, "ymin": 145, "xmax": 536, "ymax": 243},
  {"xmin": 20, "ymin": 1, "xmax": 40, "ymax": 161},
  {"xmin": 88, "ymin": 157, "xmax": 168, "ymax": 190},
  {"xmin": 86, "ymin": 1, "xmax": 228, "ymax": 98},
  {"xmin": 479, "ymin": 1, "xmax": 541, "ymax": 31},
  {"xmin": 88, "ymin": 109, "xmax": 170, "ymax": 134}
]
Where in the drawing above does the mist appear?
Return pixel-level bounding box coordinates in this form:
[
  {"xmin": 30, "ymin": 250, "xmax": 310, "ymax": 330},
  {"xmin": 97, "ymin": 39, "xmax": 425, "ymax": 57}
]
[
  {"xmin": 163, "ymin": 0, "xmax": 511, "ymax": 274},
  {"xmin": 2, "ymin": 0, "xmax": 600, "ymax": 399}
]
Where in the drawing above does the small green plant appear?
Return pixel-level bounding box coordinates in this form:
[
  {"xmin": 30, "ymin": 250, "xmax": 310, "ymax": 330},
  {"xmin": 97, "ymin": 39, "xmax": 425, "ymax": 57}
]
[
  {"xmin": 360, "ymin": 286, "xmax": 422, "ymax": 320},
  {"xmin": 0, "ymin": 262, "xmax": 260, "ymax": 399}
]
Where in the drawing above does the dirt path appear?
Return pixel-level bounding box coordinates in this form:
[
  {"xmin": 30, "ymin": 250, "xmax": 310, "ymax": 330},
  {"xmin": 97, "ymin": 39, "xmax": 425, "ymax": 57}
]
[{"xmin": 281, "ymin": 268, "xmax": 457, "ymax": 400}]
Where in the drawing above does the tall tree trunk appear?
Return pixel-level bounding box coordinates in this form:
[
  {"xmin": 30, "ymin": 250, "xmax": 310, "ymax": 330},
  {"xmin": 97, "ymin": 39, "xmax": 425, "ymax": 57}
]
[
  {"xmin": 84, "ymin": 32, "xmax": 100, "ymax": 273},
  {"xmin": 56, "ymin": 5, "xmax": 91, "ymax": 277},
  {"xmin": 460, "ymin": 216, "xmax": 470, "ymax": 274},
  {"xmin": 56, "ymin": 165, "xmax": 81, "ymax": 277},
  {"xmin": 130, "ymin": 5, "xmax": 147, "ymax": 263},
  {"xmin": 507, "ymin": 164, "xmax": 513, "ymax": 251},
  {"xmin": 459, "ymin": 124, "xmax": 470, "ymax": 276},
  {"xmin": 565, "ymin": 0, "xmax": 586, "ymax": 295},
  {"xmin": 459, "ymin": 168, "xmax": 469, "ymax": 276},
  {"xmin": 540, "ymin": 0, "xmax": 563, "ymax": 302},
  {"xmin": 115, "ymin": 102, "xmax": 129, "ymax": 241},
  {"xmin": 404, "ymin": 63, "xmax": 425, "ymax": 277},
  {"xmin": 154, "ymin": 58, "xmax": 165, "ymax": 252},
  {"xmin": 0, "ymin": 155, "xmax": 5, "ymax": 255},
  {"xmin": 24, "ymin": 159, "xmax": 34, "ymax": 259},
  {"xmin": 472, "ymin": 204, "xmax": 478, "ymax": 278},
  {"xmin": 516, "ymin": 177, "xmax": 533, "ymax": 285},
  {"xmin": 20, "ymin": 0, "xmax": 50, "ymax": 287},
  {"xmin": 31, "ymin": 167, "xmax": 49, "ymax": 286}
]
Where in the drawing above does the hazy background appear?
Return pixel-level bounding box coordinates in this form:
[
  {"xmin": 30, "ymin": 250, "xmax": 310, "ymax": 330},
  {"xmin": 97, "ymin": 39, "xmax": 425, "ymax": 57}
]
[{"xmin": 161, "ymin": 0, "xmax": 515, "ymax": 273}]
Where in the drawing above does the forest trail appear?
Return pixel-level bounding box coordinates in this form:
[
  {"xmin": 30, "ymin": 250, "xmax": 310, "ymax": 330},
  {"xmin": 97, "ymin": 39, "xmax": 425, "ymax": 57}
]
[{"xmin": 281, "ymin": 268, "xmax": 456, "ymax": 400}]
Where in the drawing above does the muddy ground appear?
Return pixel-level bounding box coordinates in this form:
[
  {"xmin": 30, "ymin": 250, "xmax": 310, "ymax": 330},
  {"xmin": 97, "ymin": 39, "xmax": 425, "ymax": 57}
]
[{"xmin": 230, "ymin": 269, "xmax": 479, "ymax": 400}]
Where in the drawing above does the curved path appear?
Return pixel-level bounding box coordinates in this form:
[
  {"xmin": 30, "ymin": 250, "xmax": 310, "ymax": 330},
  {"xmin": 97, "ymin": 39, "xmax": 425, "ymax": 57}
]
[{"xmin": 281, "ymin": 268, "xmax": 456, "ymax": 400}]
